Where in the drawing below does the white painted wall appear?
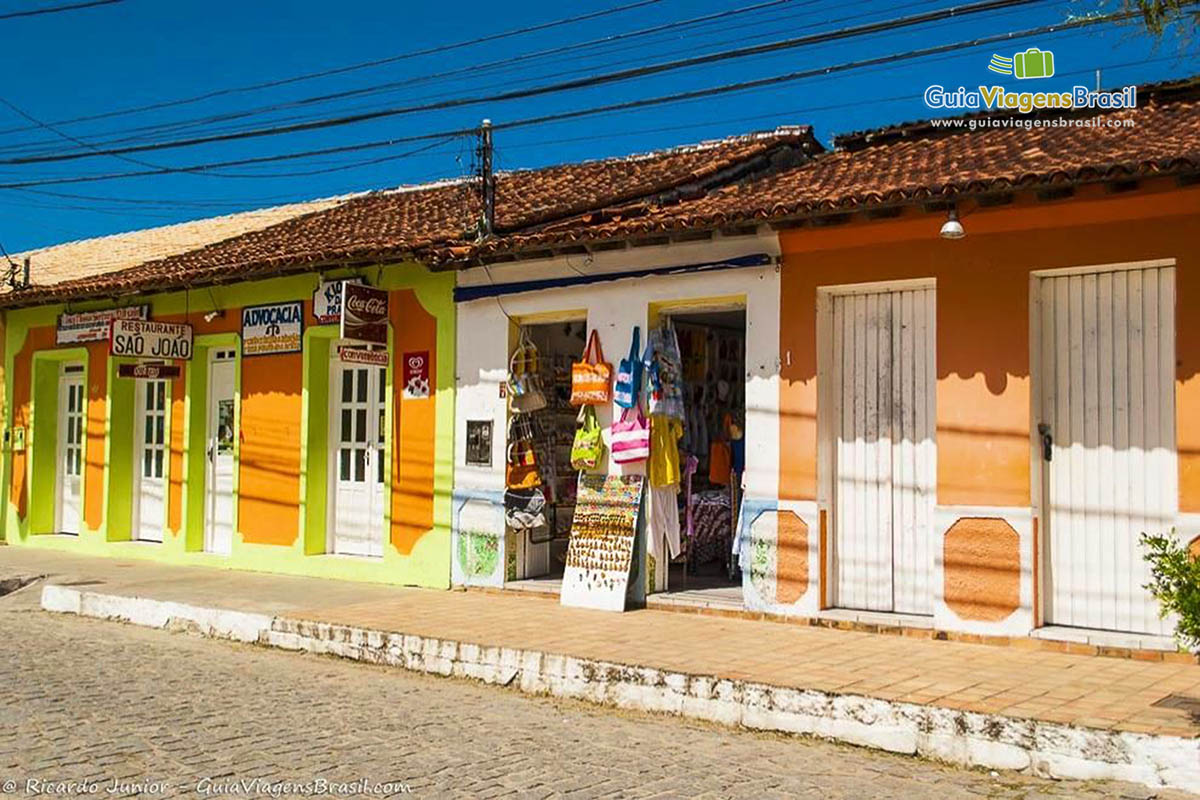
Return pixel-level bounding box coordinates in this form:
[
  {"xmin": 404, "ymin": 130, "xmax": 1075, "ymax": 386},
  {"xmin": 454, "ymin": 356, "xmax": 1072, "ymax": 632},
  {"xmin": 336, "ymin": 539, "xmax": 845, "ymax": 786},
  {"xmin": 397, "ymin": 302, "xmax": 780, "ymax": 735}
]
[{"xmin": 454, "ymin": 234, "xmax": 782, "ymax": 508}]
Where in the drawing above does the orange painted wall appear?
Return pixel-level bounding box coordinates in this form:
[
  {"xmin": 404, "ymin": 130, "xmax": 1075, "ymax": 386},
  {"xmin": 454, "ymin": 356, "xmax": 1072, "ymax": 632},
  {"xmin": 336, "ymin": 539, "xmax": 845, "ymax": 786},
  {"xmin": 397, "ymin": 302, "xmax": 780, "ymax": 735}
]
[
  {"xmin": 238, "ymin": 348, "xmax": 303, "ymax": 546},
  {"xmin": 389, "ymin": 289, "xmax": 437, "ymax": 555},
  {"xmin": 83, "ymin": 340, "xmax": 108, "ymax": 530},
  {"xmin": 8, "ymin": 327, "xmax": 51, "ymax": 520},
  {"xmin": 778, "ymin": 182, "xmax": 1200, "ymax": 511}
]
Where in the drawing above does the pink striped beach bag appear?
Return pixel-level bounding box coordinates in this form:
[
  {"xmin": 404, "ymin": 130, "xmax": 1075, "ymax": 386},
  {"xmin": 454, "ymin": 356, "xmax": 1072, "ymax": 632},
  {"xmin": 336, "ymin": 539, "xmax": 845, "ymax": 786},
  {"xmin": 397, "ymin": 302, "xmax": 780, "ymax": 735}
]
[{"xmin": 610, "ymin": 403, "xmax": 650, "ymax": 464}]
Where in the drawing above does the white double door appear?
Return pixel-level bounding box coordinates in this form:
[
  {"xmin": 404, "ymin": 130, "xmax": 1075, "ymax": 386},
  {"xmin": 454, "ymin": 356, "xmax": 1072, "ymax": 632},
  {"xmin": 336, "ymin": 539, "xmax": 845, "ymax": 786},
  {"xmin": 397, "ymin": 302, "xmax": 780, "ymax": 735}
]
[
  {"xmin": 1036, "ymin": 264, "xmax": 1177, "ymax": 635},
  {"xmin": 55, "ymin": 365, "xmax": 85, "ymax": 535},
  {"xmin": 204, "ymin": 351, "xmax": 237, "ymax": 555},
  {"xmin": 133, "ymin": 378, "xmax": 168, "ymax": 542},
  {"xmin": 828, "ymin": 284, "xmax": 937, "ymax": 615},
  {"xmin": 329, "ymin": 360, "xmax": 387, "ymax": 557}
]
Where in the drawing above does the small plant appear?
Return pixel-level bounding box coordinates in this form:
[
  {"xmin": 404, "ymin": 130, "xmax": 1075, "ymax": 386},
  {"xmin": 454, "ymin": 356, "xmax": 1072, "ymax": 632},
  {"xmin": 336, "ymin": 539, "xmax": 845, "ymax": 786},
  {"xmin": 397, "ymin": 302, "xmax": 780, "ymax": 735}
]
[{"xmin": 1141, "ymin": 530, "xmax": 1200, "ymax": 652}]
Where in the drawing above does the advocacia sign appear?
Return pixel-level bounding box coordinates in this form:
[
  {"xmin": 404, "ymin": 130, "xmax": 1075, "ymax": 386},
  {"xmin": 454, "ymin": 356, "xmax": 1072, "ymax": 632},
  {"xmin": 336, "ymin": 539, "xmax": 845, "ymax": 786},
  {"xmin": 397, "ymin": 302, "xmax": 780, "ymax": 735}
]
[
  {"xmin": 242, "ymin": 301, "xmax": 303, "ymax": 356},
  {"xmin": 110, "ymin": 319, "xmax": 194, "ymax": 360}
]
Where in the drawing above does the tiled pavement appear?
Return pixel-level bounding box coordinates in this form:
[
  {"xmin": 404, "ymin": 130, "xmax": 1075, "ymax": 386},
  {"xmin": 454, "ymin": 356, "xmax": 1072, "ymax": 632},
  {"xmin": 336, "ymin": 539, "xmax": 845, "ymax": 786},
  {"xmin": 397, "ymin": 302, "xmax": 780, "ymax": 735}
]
[
  {"xmin": 3, "ymin": 546, "xmax": 1200, "ymax": 740},
  {"xmin": 5, "ymin": 605, "xmax": 1168, "ymax": 800}
]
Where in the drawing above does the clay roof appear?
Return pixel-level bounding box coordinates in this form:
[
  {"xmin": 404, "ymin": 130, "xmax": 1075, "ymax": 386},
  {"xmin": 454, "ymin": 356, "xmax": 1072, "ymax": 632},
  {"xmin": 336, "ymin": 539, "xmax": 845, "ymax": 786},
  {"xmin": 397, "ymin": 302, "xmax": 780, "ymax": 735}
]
[
  {"xmin": 429, "ymin": 79, "xmax": 1200, "ymax": 265},
  {"xmin": 0, "ymin": 128, "xmax": 816, "ymax": 307},
  {"xmin": 2, "ymin": 194, "xmax": 355, "ymax": 295}
]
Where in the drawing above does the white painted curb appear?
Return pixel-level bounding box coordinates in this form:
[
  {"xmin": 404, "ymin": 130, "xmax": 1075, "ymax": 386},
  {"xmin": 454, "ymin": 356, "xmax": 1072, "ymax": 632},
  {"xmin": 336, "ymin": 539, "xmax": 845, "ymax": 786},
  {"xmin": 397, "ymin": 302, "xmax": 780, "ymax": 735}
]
[{"xmin": 42, "ymin": 585, "xmax": 1200, "ymax": 793}]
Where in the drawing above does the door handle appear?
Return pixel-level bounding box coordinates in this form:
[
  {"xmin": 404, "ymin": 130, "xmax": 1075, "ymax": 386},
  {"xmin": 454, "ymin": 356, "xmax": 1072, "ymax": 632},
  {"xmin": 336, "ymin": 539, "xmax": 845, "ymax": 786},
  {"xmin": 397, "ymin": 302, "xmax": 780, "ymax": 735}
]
[{"xmin": 1037, "ymin": 423, "xmax": 1053, "ymax": 462}]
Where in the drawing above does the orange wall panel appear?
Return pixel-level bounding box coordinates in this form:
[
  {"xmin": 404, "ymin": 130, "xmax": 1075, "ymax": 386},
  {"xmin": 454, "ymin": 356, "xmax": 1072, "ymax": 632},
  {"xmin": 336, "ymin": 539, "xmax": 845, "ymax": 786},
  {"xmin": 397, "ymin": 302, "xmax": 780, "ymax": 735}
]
[
  {"xmin": 83, "ymin": 340, "xmax": 108, "ymax": 531},
  {"xmin": 389, "ymin": 289, "xmax": 437, "ymax": 555},
  {"xmin": 237, "ymin": 352, "xmax": 303, "ymax": 546},
  {"xmin": 778, "ymin": 188, "xmax": 1200, "ymax": 511}
]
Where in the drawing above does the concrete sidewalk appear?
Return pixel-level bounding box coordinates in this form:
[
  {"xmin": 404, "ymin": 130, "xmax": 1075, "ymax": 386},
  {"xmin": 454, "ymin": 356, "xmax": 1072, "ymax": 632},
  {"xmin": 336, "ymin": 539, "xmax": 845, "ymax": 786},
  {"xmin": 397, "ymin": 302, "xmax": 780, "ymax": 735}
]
[{"xmin": 4, "ymin": 546, "xmax": 1200, "ymax": 793}]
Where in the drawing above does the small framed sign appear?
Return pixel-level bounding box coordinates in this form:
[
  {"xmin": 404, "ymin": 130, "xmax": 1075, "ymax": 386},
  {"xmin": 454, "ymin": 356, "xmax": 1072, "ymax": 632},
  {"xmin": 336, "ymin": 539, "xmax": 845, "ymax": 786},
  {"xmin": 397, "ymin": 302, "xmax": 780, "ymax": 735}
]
[
  {"xmin": 313, "ymin": 278, "xmax": 363, "ymax": 325},
  {"xmin": 110, "ymin": 319, "xmax": 193, "ymax": 361},
  {"xmin": 57, "ymin": 305, "xmax": 148, "ymax": 345},
  {"xmin": 465, "ymin": 420, "xmax": 492, "ymax": 466},
  {"xmin": 340, "ymin": 283, "xmax": 388, "ymax": 346},
  {"xmin": 242, "ymin": 302, "xmax": 303, "ymax": 357},
  {"xmin": 117, "ymin": 363, "xmax": 182, "ymax": 380},
  {"xmin": 402, "ymin": 351, "xmax": 430, "ymax": 399}
]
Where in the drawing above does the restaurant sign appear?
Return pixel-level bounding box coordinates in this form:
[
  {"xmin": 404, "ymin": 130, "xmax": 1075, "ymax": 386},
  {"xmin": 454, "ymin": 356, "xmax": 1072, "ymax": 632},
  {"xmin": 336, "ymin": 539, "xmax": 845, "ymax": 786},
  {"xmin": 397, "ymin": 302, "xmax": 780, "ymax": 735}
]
[
  {"xmin": 117, "ymin": 363, "xmax": 182, "ymax": 380},
  {"xmin": 242, "ymin": 301, "xmax": 303, "ymax": 356},
  {"xmin": 340, "ymin": 283, "xmax": 388, "ymax": 346},
  {"xmin": 57, "ymin": 305, "xmax": 148, "ymax": 345},
  {"xmin": 313, "ymin": 278, "xmax": 362, "ymax": 325},
  {"xmin": 110, "ymin": 319, "xmax": 193, "ymax": 360}
]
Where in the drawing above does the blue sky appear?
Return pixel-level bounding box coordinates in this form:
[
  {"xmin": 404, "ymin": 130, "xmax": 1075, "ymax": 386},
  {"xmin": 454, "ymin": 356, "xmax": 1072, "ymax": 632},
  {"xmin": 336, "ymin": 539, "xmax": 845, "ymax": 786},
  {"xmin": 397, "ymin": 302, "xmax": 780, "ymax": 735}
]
[{"xmin": 1, "ymin": 0, "xmax": 1196, "ymax": 251}]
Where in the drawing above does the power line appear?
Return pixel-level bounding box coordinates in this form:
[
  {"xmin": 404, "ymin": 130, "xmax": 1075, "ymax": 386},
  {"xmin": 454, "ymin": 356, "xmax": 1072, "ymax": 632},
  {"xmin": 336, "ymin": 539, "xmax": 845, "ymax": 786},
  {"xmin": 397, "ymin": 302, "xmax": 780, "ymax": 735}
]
[
  {"xmin": 2, "ymin": 0, "xmax": 816, "ymax": 149},
  {"xmin": 0, "ymin": 0, "xmax": 1046, "ymax": 166},
  {"xmin": 0, "ymin": 0, "xmax": 121, "ymax": 21},
  {"xmin": 0, "ymin": 48, "xmax": 1171, "ymax": 220},
  {"xmin": 0, "ymin": 8, "xmax": 1152, "ymax": 190},
  {"xmin": 0, "ymin": 0, "xmax": 666, "ymax": 134},
  {"xmin": 0, "ymin": 0, "xmax": 882, "ymax": 158}
]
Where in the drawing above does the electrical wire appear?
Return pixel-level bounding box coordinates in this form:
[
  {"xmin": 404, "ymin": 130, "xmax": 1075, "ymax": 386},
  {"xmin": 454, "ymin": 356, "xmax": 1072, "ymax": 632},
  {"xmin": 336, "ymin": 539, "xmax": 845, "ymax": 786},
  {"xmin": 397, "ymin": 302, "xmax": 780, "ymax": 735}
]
[
  {"xmin": 0, "ymin": 0, "xmax": 829, "ymax": 154},
  {"xmin": 0, "ymin": 0, "xmax": 1048, "ymax": 166},
  {"xmin": 0, "ymin": 7, "xmax": 1159, "ymax": 190},
  {"xmin": 0, "ymin": 0, "xmax": 893, "ymax": 157},
  {"xmin": 0, "ymin": 0, "xmax": 667, "ymax": 134},
  {"xmin": 0, "ymin": 0, "xmax": 121, "ymax": 21}
]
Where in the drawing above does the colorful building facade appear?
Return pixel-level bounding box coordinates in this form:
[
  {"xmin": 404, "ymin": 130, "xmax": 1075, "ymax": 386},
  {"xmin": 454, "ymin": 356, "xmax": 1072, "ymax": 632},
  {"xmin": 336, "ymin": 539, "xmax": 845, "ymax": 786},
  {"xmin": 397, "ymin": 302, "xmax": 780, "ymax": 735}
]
[{"xmin": 2, "ymin": 264, "xmax": 456, "ymax": 587}]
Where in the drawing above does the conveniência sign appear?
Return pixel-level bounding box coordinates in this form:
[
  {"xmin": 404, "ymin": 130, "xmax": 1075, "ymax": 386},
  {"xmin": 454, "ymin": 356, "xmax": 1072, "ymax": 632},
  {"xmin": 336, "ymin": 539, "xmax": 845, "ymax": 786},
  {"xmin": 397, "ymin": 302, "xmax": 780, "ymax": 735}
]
[{"xmin": 110, "ymin": 319, "xmax": 193, "ymax": 360}]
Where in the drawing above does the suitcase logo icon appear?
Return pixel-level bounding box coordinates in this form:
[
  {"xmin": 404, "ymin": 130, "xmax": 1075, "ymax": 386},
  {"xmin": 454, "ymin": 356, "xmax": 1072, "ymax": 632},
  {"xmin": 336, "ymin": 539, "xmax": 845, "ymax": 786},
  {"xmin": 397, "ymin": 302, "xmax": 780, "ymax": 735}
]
[{"xmin": 987, "ymin": 48, "xmax": 1055, "ymax": 79}]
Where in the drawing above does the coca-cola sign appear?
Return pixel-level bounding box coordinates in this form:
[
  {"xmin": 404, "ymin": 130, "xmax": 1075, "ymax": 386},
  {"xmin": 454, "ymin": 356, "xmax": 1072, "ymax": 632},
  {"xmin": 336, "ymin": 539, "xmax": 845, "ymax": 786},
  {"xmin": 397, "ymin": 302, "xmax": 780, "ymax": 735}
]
[{"xmin": 340, "ymin": 282, "xmax": 389, "ymax": 345}]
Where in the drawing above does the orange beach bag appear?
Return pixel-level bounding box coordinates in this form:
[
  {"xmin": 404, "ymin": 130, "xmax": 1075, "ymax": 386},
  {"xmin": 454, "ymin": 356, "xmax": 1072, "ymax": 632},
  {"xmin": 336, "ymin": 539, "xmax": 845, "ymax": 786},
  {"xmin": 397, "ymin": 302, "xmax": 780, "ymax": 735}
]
[{"xmin": 570, "ymin": 330, "xmax": 612, "ymax": 405}]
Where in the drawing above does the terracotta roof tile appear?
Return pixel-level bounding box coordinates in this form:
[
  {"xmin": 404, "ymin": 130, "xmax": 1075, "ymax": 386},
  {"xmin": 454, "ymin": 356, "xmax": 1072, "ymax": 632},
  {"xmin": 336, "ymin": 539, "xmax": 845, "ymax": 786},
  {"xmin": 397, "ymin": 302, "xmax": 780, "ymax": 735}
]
[
  {"xmin": 435, "ymin": 79, "xmax": 1200, "ymax": 265},
  {"xmin": 2, "ymin": 194, "xmax": 355, "ymax": 295},
  {"xmin": 1, "ymin": 128, "xmax": 815, "ymax": 306}
]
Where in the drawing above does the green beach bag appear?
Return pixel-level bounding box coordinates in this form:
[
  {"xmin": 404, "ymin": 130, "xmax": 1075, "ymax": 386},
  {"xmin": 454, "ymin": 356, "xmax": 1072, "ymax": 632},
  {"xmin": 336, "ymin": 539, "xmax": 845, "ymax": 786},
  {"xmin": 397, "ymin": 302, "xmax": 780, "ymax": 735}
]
[{"xmin": 570, "ymin": 405, "xmax": 604, "ymax": 470}]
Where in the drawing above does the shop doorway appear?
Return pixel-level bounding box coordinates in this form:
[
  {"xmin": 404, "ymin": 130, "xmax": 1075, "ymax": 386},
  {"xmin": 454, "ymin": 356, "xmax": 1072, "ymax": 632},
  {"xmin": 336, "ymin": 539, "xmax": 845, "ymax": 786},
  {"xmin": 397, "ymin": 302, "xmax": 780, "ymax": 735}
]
[
  {"xmin": 658, "ymin": 309, "xmax": 747, "ymax": 602},
  {"xmin": 55, "ymin": 363, "xmax": 85, "ymax": 535},
  {"xmin": 133, "ymin": 378, "xmax": 168, "ymax": 543},
  {"xmin": 1034, "ymin": 262, "xmax": 1176, "ymax": 636},
  {"xmin": 328, "ymin": 356, "xmax": 387, "ymax": 557},
  {"xmin": 503, "ymin": 318, "xmax": 587, "ymax": 592},
  {"xmin": 822, "ymin": 281, "xmax": 936, "ymax": 615},
  {"xmin": 204, "ymin": 349, "xmax": 237, "ymax": 555}
]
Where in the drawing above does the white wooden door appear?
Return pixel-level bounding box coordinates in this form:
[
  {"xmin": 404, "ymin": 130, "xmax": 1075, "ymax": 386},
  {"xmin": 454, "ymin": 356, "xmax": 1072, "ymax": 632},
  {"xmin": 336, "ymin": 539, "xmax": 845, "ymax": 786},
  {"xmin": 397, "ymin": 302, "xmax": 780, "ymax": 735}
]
[
  {"xmin": 134, "ymin": 378, "xmax": 168, "ymax": 543},
  {"xmin": 830, "ymin": 285, "xmax": 936, "ymax": 614},
  {"xmin": 329, "ymin": 360, "xmax": 386, "ymax": 557},
  {"xmin": 1036, "ymin": 264, "xmax": 1177, "ymax": 635},
  {"xmin": 205, "ymin": 351, "xmax": 237, "ymax": 555},
  {"xmin": 55, "ymin": 365, "xmax": 85, "ymax": 535}
]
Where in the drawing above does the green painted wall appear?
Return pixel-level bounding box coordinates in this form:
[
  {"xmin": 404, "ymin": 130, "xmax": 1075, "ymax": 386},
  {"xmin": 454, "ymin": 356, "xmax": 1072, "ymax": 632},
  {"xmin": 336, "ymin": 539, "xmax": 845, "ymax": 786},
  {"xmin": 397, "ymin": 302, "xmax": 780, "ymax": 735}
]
[{"xmin": 1, "ymin": 262, "xmax": 456, "ymax": 589}]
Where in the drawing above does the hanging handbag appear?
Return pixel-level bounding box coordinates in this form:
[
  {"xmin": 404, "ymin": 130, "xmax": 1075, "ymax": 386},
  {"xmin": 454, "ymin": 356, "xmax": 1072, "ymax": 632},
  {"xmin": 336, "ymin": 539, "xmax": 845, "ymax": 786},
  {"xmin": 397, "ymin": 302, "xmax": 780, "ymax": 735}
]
[
  {"xmin": 504, "ymin": 487, "xmax": 547, "ymax": 530},
  {"xmin": 570, "ymin": 405, "xmax": 604, "ymax": 470},
  {"xmin": 505, "ymin": 416, "xmax": 542, "ymax": 489},
  {"xmin": 569, "ymin": 329, "xmax": 612, "ymax": 406},
  {"xmin": 613, "ymin": 326, "xmax": 642, "ymax": 409},
  {"xmin": 508, "ymin": 331, "xmax": 547, "ymax": 414},
  {"xmin": 610, "ymin": 402, "xmax": 651, "ymax": 464}
]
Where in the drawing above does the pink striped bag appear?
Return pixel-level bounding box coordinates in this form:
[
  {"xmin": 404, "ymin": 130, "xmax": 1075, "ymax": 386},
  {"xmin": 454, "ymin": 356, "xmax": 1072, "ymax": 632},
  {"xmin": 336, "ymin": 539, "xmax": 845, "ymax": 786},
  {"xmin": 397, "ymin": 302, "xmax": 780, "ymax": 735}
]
[{"xmin": 610, "ymin": 403, "xmax": 650, "ymax": 464}]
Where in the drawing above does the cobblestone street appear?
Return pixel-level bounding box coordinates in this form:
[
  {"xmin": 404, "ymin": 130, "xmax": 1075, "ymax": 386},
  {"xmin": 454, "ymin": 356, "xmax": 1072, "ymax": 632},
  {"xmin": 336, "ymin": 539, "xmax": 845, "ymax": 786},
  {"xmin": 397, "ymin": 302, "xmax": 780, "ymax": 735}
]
[{"xmin": 0, "ymin": 599, "xmax": 1180, "ymax": 799}]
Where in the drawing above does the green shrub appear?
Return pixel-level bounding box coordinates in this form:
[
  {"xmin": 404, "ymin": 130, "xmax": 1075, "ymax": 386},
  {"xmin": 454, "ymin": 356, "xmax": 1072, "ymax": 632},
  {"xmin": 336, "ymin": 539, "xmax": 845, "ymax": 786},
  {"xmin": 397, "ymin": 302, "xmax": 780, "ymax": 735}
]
[{"xmin": 1141, "ymin": 531, "xmax": 1200, "ymax": 652}]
